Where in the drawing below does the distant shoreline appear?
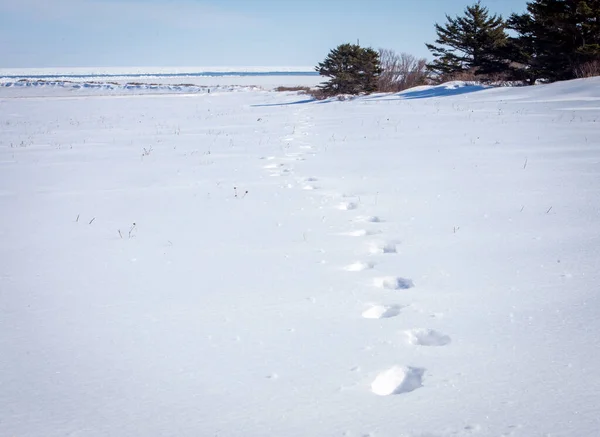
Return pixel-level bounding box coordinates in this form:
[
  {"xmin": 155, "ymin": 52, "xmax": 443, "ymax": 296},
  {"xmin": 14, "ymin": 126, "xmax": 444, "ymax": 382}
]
[
  {"xmin": 0, "ymin": 66, "xmax": 317, "ymax": 78},
  {"xmin": 0, "ymin": 70, "xmax": 324, "ymax": 93},
  {"xmin": 0, "ymin": 72, "xmax": 319, "ymax": 80}
]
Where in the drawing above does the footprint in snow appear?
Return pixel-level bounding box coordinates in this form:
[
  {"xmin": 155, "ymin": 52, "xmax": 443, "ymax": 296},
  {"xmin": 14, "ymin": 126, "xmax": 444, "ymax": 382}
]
[
  {"xmin": 302, "ymin": 184, "xmax": 318, "ymax": 190},
  {"xmin": 343, "ymin": 229, "xmax": 381, "ymax": 237},
  {"xmin": 362, "ymin": 304, "xmax": 402, "ymax": 319},
  {"xmin": 374, "ymin": 276, "xmax": 414, "ymax": 290},
  {"xmin": 371, "ymin": 366, "xmax": 424, "ymax": 396},
  {"xmin": 404, "ymin": 329, "xmax": 451, "ymax": 346},
  {"xmin": 354, "ymin": 215, "xmax": 383, "ymax": 223},
  {"xmin": 369, "ymin": 241, "xmax": 397, "ymax": 254},
  {"xmin": 263, "ymin": 163, "xmax": 283, "ymax": 169},
  {"xmin": 269, "ymin": 169, "xmax": 291, "ymax": 177},
  {"xmin": 373, "ymin": 276, "xmax": 415, "ymax": 290},
  {"xmin": 338, "ymin": 202, "xmax": 358, "ymax": 211},
  {"xmin": 344, "ymin": 261, "xmax": 375, "ymax": 272}
]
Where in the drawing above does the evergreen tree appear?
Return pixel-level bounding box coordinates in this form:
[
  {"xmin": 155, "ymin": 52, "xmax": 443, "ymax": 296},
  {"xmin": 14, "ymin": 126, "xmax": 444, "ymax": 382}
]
[
  {"xmin": 316, "ymin": 44, "xmax": 382, "ymax": 96},
  {"xmin": 508, "ymin": 0, "xmax": 600, "ymax": 82},
  {"xmin": 504, "ymin": 13, "xmax": 539, "ymax": 84},
  {"xmin": 426, "ymin": 1, "xmax": 509, "ymax": 79}
]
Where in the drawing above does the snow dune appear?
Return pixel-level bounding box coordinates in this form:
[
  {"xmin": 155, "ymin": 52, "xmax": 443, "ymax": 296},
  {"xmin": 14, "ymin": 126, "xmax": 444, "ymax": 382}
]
[{"xmin": 1, "ymin": 77, "xmax": 599, "ymax": 437}]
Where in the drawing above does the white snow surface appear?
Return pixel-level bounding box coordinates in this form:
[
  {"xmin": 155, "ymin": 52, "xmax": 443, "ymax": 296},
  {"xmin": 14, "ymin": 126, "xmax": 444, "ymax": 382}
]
[{"xmin": 1, "ymin": 77, "xmax": 600, "ymax": 437}]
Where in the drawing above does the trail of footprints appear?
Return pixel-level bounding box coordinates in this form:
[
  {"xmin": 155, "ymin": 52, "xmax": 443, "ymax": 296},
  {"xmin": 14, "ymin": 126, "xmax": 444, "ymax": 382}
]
[
  {"xmin": 261, "ymin": 110, "xmax": 451, "ymax": 398},
  {"xmin": 342, "ymin": 202, "xmax": 452, "ymax": 396}
]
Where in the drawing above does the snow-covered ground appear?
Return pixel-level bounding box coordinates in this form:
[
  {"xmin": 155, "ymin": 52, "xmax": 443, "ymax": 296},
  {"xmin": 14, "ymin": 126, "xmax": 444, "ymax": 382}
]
[{"xmin": 1, "ymin": 78, "xmax": 599, "ymax": 437}]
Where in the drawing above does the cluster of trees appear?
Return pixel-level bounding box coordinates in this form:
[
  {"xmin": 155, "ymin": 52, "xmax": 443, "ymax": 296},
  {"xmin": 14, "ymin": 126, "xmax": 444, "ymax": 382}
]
[
  {"xmin": 315, "ymin": 45, "xmax": 429, "ymax": 96},
  {"xmin": 427, "ymin": 0, "xmax": 600, "ymax": 83},
  {"xmin": 316, "ymin": 0, "xmax": 600, "ymax": 97}
]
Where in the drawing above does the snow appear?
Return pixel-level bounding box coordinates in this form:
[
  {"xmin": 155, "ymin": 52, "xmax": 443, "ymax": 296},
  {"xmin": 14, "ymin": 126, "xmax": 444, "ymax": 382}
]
[
  {"xmin": 371, "ymin": 366, "xmax": 424, "ymax": 396},
  {"xmin": 397, "ymin": 81, "xmax": 490, "ymax": 99},
  {"xmin": 362, "ymin": 304, "xmax": 401, "ymax": 319},
  {"xmin": 1, "ymin": 77, "xmax": 600, "ymax": 437},
  {"xmin": 404, "ymin": 329, "xmax": 452, "ymax": 347}
]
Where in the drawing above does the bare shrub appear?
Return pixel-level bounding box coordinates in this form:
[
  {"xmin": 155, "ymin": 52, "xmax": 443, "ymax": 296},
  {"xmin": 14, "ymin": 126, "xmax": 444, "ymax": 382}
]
[
  {"xmin": 484, "ymin": 70, "xmax": 529, "ymax": 86},
  {"xmin": 272, "ymin": 86, "xmax": 327, "ymax": 100},
  {"xmin": 430, "ymin": 67, "xmax": 528, "ymax": 86},
  {"xmin": 272, "ymin": 86, "xmax": 329, "ymax": 100},
  {"xmin": 437, "ymin": 68, "xmax": 479, "ymax": 83},
  {"xmin": 274, "ymin": 86, "xmax": 312, "ymax": 92},
  {"xmin": 305, "ymin": 88, "xmax": 328, "ymax": 100},
  {"xmin": 574, "ymin": 60, "xmax": 600, "ymax": 78},
  {"xmin": 378, "ymin": 49, "xmax": 429, "ymax": 92}
]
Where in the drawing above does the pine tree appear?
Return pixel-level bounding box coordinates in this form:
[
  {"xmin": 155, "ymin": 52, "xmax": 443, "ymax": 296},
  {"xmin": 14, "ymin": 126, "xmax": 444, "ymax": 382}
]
[
  {"xmin": 504, "ymin": 13, "xmax": 539, "ymax": 84},
  {"xmin": 508, "ymin": 0, "xmax": 600, "ymax": 82},
  {"xmin": 316, "ymin": 44, "xmax": 382, "ymax": 96},
  {"xmin": 426, "ymin": 1, "xmax": 509, "ymax": 79}
]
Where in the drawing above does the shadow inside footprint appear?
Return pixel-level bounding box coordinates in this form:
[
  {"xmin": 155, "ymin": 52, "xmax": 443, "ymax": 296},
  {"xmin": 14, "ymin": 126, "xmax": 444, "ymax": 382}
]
[
  {"xmin": 374, "ymin": 276, "xmax": 414, "ymax": 290},
  {"xmin": 338, "ymin": 202, "xmax": 358, "ymax": 211},
  {"xmin": 369, "ymin": 242, "xmax": 396, "ymax": 254}
]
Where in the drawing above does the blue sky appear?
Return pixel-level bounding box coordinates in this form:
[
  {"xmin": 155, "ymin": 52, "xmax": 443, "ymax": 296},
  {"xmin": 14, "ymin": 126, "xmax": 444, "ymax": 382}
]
[{"xmin": 0, "ymin": 0, "xmax": 528, "ymax": 68}]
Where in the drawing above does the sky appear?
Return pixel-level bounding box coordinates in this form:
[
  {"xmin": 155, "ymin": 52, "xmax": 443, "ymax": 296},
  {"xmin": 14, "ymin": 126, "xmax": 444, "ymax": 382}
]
[{"xmin": 0, "ymin": 0, "xmax": 529, "ymax": 68}]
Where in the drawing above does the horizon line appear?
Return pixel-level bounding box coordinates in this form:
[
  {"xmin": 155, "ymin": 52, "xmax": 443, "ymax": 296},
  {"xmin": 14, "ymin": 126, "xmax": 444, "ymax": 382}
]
[{"xmin": 0, "ymin": 65, "xmax": 317, "ymax": 73}]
